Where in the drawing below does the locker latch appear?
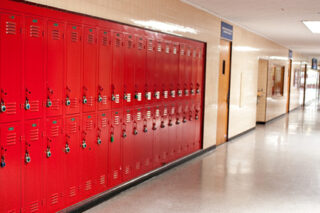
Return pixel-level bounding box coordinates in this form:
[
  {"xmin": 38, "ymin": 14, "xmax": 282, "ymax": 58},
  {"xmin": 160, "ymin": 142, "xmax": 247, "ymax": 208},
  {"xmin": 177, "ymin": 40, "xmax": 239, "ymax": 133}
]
[
  {"xmin": 191, "ymin": 89, "xmax": 195, "ymax": 95},
  {"xmin": 183, "ymin": 117, "xmax": 187, "ymax": 123},
  {"xmin": 160, "ymin": 121, "xmax": 165, "ymax": 128},
  {"xmin": 123, "ymin": 93, "xmax": 128, "ymax": 101},
  {"xmin": 46, "ymin": 147, "xmax": 52, "ymax": 158},
  {"xmin": 98, "ymin": 94, "xmax": 103, "ymax": 103},
  {"xmin": 25, "ymin": 152, "xmax": 31, "ymax": 164},
  {"xmin": 163, "ymin": 91, "xmax": 168, "ymax": 99},
  {"xmin": 97, "ymin": 136, "xmax": 102, "ymax": 145},
  {"xmin": 47, "ymin": 98, "xmax": 52, "ymax": 108},
  {"xmin": 196, "ymin": 88, "xmax": 200, "ymax": 94},
  {"xmin": 184, "ymin": 89, "xmax": 189, "ymax": 96},
  {"xmin": 195, "ymin": 114, "xmax": 199, "ymax": 120},
  {"xmin": 143, "ymin": 125, "xmax": 148, "ymax": 133},
  {"xmin": 82, "ymin": 139, "xmax": 87, "ymax": 149},
  {"xmin": 82, "ymin": 96, "xmax": 88, "ymax": 104},
  {"xmin": 122, "ymin": 130, "xmax": 127, "ymax": 138},
  {"xmin": 154, "ymin": 91, "xmax": 160, "ymax": 99},
  {"xmin": 111, "ymin": 94, "xmax": 116, "ymax": 102},
  {"xmin": 65, "ymin": 97, "xmax": 71, "ymax": 106},
  {"xmin": 145, "ymin": 92, "xmax": 151, "ymax": 100},
  {"xmin": 133, "ymin": 128, "xmax": 138, "ymax": 135},
  {"xmin": 25, "ymin": 99, "xmax": 31, "ymax": 110},
  {"xmin": 65, "ymin": 144, "xmax": 70, "ymax": 153},
  {"xmin": 170, "ymin": 90, "xmax": 175, "ymax": 98},
  {"xmin": 176, "ymin": 119, "xmax": 180, "ymax": 125},
  {"xmin": 110, "ymin": 133, "xmax": 114, "ymax": 142},
  {"xmin": 0, "ymin": 156, "xmax": 5, "ymax": 168},
  {"xmin": 0, "ymin": 101, "xmax": 6, "ymax": 113},
  {"xmin": 168, "ymin": 120, "xmax": 173, "ymax": 127},
  {"xmin": 178, "ymin": 90, "xmax": 182, "ymax": 96},
  {"xmin": 152, "ymin": 123, "xmax": 157, "ymax": 131}
]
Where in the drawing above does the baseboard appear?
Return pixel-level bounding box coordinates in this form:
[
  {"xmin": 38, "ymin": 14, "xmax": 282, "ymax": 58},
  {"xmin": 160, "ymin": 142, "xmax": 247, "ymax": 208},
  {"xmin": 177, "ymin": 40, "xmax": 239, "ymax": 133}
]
[
  {"xmin": 62, "ymin": 145, "xmax": 216, "ymax": 213},
  {"xmin": 228, "ymin": 126, "xmax": 256, "ymax": 141}
]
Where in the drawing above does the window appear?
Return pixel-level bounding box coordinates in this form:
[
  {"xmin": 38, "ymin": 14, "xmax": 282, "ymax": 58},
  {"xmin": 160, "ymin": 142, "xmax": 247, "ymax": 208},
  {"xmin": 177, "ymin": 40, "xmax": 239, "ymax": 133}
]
[{"xmin": 272, "ymin": 65, "xmax": 285, "ymax": 96}]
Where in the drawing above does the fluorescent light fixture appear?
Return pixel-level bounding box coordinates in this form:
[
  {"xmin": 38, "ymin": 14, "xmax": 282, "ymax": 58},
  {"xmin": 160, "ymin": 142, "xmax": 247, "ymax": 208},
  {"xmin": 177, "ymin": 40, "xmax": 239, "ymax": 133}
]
[
  {"xmin": 130, "ymin": 19, "xmax": 198, "ymax": 35},
  {"xmin": 302, "ymin": 21, "xmax": 320, "ymax": 33}
]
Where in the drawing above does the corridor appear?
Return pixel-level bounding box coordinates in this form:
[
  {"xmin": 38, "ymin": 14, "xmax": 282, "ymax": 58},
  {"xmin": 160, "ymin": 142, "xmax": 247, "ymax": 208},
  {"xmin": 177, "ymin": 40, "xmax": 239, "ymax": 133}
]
[{"xmin": 86, "ymin": 101, "xmax": 320, "ymax": 213}]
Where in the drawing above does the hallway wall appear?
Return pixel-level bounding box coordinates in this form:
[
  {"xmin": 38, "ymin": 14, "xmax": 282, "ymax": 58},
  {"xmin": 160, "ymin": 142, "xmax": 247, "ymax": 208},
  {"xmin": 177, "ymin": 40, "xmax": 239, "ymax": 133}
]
[{"xmin": 26, "ymin": 0, "xmax": 309, "ymax": 145}]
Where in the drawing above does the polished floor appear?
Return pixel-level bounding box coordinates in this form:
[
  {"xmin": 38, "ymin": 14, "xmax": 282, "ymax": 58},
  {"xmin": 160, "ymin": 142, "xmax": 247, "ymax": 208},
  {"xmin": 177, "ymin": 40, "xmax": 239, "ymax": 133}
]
[{"xmin": 85, "ymin": 101, "xmax": 320, "ymax": 213}]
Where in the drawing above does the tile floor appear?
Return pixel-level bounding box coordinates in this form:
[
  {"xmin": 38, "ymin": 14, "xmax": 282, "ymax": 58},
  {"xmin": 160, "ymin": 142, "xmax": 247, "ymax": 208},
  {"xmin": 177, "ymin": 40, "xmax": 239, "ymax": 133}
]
[{"xmin": 85, "ymin": 100, "xmax": 320, "ymax": 213}]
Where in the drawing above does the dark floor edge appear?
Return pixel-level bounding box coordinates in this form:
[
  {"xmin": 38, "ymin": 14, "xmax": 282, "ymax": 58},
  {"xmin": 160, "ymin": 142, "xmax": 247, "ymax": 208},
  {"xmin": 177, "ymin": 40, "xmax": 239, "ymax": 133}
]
[
  {"xmin": 228, "ymin": 126, "xmax": 256, "ymax": 141},
  {"xmin": 257, "ymin": 113, "xmax": 287, "ymax": 125},
  {"xmin": 62, "ymin": 145, "xmax": 216, "ymax": 213}
]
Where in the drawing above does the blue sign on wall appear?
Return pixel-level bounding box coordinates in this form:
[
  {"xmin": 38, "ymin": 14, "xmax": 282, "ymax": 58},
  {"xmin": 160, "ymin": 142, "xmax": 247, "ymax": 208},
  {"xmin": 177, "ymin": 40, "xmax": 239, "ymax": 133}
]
[
  {"xmin": 221, "ymin": 21, "xmax": 233, "ymax": 41},
  {"xmin": 312, "ymin": 58, "xmax": 318, "ymax": 70},
  {"xmin": 289, "ymin": 49, "xmax": 292, "ymax": 59}
]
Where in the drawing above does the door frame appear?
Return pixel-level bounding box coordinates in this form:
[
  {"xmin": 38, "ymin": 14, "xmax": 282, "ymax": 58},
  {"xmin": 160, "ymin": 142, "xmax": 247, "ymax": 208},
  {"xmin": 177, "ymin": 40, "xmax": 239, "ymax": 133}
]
[
  {"xmin": 303, "ymin": 64, "xmax": 307, "ymax": 106},
  {"xmin": 286, "ymin": 59, "xmax": 292, "ymax": 112}
]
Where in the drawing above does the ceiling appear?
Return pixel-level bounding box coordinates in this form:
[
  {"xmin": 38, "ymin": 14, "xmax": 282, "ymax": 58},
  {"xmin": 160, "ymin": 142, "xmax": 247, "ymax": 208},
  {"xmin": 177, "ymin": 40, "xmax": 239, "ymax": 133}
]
[{"xmin": 181, "ymin": 0, "xmax": 320, "ymax": 57}]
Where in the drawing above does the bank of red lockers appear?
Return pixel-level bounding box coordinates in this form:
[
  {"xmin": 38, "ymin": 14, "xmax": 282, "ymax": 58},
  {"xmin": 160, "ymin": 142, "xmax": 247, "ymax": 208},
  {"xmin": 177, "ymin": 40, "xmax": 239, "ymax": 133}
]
[{"xmin": 0, "ymin": 0, "xmax": 205, "ymax": 212}]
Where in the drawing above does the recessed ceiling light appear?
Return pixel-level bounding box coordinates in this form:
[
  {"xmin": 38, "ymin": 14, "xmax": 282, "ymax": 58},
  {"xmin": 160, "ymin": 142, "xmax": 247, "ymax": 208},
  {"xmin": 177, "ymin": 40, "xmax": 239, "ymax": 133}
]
[{"xmin": 303, "ymin": 21, "xmax": 320, "ymax": 33}]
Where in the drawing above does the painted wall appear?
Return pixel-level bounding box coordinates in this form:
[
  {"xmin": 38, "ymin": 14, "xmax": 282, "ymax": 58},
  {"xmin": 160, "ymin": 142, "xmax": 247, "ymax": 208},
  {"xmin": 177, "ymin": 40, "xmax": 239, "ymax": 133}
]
[{"xmin": 26, "ymin": 0, "xmax": 310, "ymax": 145}]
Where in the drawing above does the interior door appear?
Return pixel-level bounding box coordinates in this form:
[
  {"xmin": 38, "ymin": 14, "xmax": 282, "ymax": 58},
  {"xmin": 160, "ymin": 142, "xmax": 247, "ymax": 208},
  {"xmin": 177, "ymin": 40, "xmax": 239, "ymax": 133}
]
[
  {"xmin": 286, "ymin": 59, "xmax": 292, "ymax": 112},
  {"xmin": 216, "ymin": 39, "xmax": 231, "ymax": 145}
]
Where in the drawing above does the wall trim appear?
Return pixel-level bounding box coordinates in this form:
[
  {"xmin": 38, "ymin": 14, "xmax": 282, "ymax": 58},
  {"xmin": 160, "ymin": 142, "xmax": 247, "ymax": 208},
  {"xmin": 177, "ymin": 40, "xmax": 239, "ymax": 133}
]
[{"xmin": 228, "ymin": 126, "xmax": 256, "ymax": 141}]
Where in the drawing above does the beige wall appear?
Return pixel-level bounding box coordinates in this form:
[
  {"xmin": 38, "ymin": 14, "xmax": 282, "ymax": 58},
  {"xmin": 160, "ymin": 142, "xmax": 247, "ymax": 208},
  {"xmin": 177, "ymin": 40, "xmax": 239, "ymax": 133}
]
[{"xmin": 26, "ymin": 0, "xmax": 310, "ymax": 146}]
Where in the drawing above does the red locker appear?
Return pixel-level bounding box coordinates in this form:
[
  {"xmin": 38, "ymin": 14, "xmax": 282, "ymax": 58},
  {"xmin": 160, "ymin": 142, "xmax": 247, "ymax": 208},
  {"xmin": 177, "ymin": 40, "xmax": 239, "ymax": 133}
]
[
  {"xmin": 97, "ymin": 30, "xmax": 112, "ymax": 111},
  {"xmin": 46, "ymin": 21, "xmax": 64, "ymax": 117},
  {"xmin": 132, "ymin": 108, "xmax": 144, "ymax": 176},
  {"xmin": 111, "ymin": 32, "xmax": 124, "ymax": 108},
  {"xmin": 196, "ymin": 46, "xmax": 204, "ymax": 101},
  {"xmin": 82, "ymin": 27, "xmax": 97, "ymax": 112},
  {"xmin": 96, "ymin": 111, "xmax": 110, "ymax": 193},
  {"xmin": 0, "ymin": 122, "xmax": 22, "ymax": 213},
  {"xmin": 122, "ymin": 109, "xmax": 135, "ymax": 181},
  {"xmin": 135, "ymin": 36, "xmax": 147, "ymax": 105},
  {"xmin": 175, "ymin": 102, "xmax": 183, "ymax": 159},
  {"xmin": 167, "ymin": 104, "xmax": 176, "ymax": 161},
  {"xmin": 108, "ymin": 110, "xmax": 122, "ymax": 187},
  {"xmin": 178, "ymin": 43, "xmax": 186, "ymax": 99},
  {"xmin": 65, "ymin": 24, "xmax": 82, "ymax": 115},
  {"xmin": 24, "ymin": 17, "xmax": 45, "ymax": 119},
  {"xmin": 181, "ymin": 102, "xmax": 190, "ymax": 155},
  {"xmin": 146, "ymin": 38, "xmax": 156, "ymax": 104},
  {"xmin": 186, "ymin": 103, "xmax": 196, "ymax": 154},
  {"xmin": 142, "ymin": 106, "xmax": 153, "ymax": 173},
  {"xmin": 184, "ymin": 45, "xmax": 192, "ymax": 99},
  {"xmin": 0, "ymin": 13, "xmax": 22, "ymax": 123},
  {"xmin": 22, "ymin": 119, "xmax": 43, "ymax": 213},
  {"xmin": 169, "ymin": 42, "xmax": 179, "ymax": 102},
  {"xmin": 159, "ymin": 105, "xmax": 169, "ymax": 164},
  {"xmin": 123, "ymin": 34, "xmax": 135, "ymax": 107},
  {"xmin": 191, "ymin": 46, "xmax": 198, "ymax": 98},
  {"xmin": 151, "ymin": 105, "xmax": 162, "ymax": 168},
  {"xmin": 154, "ymin": 41, "xmax": 164, "ymax": 103},
  {"xmin": 64, "ymin": 115, "xmax": 81, "ymax": 206},
  {"xmin": 80, "ymin": 113, "xmax": 97, "ymax": 198},
  {"xmin": 194, "ymin": 102, "xmax": 202, "ymax": 151},
  {"xmin": 162, "ymin": 41, "xmax": 171, "ymax": 103},
  {"xmin": 44, "ymin": 117, "xmax": 64, "ymax": 212}
]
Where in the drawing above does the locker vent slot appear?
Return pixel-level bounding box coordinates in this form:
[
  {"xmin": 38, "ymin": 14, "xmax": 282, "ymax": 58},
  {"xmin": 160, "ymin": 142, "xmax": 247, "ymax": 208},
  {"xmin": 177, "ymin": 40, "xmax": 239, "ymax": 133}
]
[
  {"xmin": 126, "ymin": 114, "xmax": 131, "ymax": 123},
  {"xmin": 102, "ymin": 36, "xmax": 108, "ymax": 46},
  {"xmin": 51, "ymin": 126, "xmax": 59, "ymax": 137},
  {"xmin": 52, "ymin": 29, "xmax": 60, "ymax": 40},
  {"xmin": 5, "ymin": 102, "xmax": 16, "ymax": 114},
  {"xmin": 29, "ymin": 100, "xmax": 40, "ymax": 112},
  {"xmin": 100, "ymin": 117, "xmax": 108, "ymax": 128},
  {"xmin": 163, "ymin": 108, "xmax": 168, "ymax": 116},
  {"xmin": 173, "ymin": 47, "xmax": 177, "ymax": 54},
  {"xmin": 87, "ymin": 34, "xmax": 94, "ymax": 44},
  {"xmin": 180, "ymin": 49, "xmax": 185, "ymax": 56},
  {"xmin": 86, "ymin": 120, "xmax": 94, "ymax": 130},
  {"xmin": 29, "ymin": 129, "xmax": 39, "ymax": 141},
  {"xmin": 67, "ymin": 122, "xmax": 77, "ymax": 133},
  {"xmin": 101, "ymin": 95, "xmax": 107, "ymax": 104},
  {"xmin": 87, "ymin": 96, "xmax": 94, "ymax": 106},
  {"xmin": 198, "ymin": 51, "xmax": 202, "ymax": 58},
  {"xmin": 136, "ymin": 112, "xmax": 141, "ymax": 121},
  {"xmin": 165, "ymin": 45, "xmax": 170, "ymax": 53},
  {"xmin": 171, "ymin": 108, "xmax": 175, "ymax": 115},
  {"xmin": 163, "ymin": 91, "xmax": 168, "ymax": 99},
  {"xmin": 71, "ymin": 98, "xmax": 79, "ymax": 109},
  {"xmin": 138, "ymin": 41, "xmax": 143, "ymax": 50},
  {"xmin": 146, "ymin": 111, "xmax": 151, "ymax": 119},
  {"xmin": 157, "ymin": 44, "xmax": 161, "ymax": 52},
  {"xmin": 187, "ymin": 49, "xmax": 191, "ymax": 56},
  {"xmin": 30, "ymin": 25, "xmax": 40, "ymax": 38},
  {"xmin": 113, "ymin": 170, "xmax": 118, "ymax": 179},
  {"xmin": 71, "ymin": 32, "xmax": 79, "ymax": 42},
  {"xmin": 125, "ymin": 166, "xmax": 130, "ymax": 175},
  {"xmin": 52, "ymin": 99, "xmax": 60, "ymax": 111},
  {"xmin": 6, "ymin": 133, "xmax": 17, "ymax": 145},
  {"xmin": 193, "ymin": 50, "xmax": 197, "ymax": 58},
  {"xmin": 148, "ymin": 40, "xmax": 153, "ymax": 51},
  {"xmin": 69, "ymin": 186, "xmax": 77, "ymax": 197},
  {"xmin": 29, "ymin": 201, "xmax": 40, "ymax": 212},
  {"xmin": 114, "ymin": 116, "xmax": 120, "ymax": 125},
  {"xmin": 50, "ymin": 193, "xmax": 59, "ymax": 205},
  {"xmin": 137, "ymin": 93, "xmax": 142, "ymax": 101},
  {"xmin": 115, "ymin": 38, "xmax": 121, "ymax": 47},
  {"xmin": 115, "ymin": 94, "xmax": 120, "ymax": 103},
  {"xmin": 100, "ymin": 175, "xmax": 106, "ymax": 185},
  {"xmin": 85, "ymin": 180, "xmax": 92, "ymax": 191},
  {"xmin": 127, "ymin": 93, "xmax": 131, "ymax": 102},
  {"xmin": 6, "ymin": 21, "xmax": 16, "ymax": 35},
  {"xmin": 127, "ymin": 40, "xmax": 132, "ymax": 48},
  {"xmin": 155, "ymin": 109, "xmax": 160, "ymax": 117}
]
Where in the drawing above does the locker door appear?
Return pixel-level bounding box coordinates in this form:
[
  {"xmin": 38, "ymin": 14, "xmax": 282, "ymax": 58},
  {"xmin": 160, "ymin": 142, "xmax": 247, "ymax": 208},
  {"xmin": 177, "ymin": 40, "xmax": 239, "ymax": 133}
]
[
  {"xmin": 169, "ymin": 43, "xmax": 179, "ymax": 102},
  {"xmin": 80, "ymin": 113, "xmax": 96, "ymax": 198},
  {"xmin": 82, "ymin": 27, "xmax": 97, "ymax": 112},
  {"xmin": 0, "ymin": 13, "xmax": 22, "ymax": 123},
  {"xmin": 44, "ymin": 117, "xmax": 64, "ymax": 212},
  {"xmin": 22, "ymin": 119, "xmax": 43, "ymax": 213},
  {"xmin": 0, "ymin": 122, "xmax": 22, "ymax": 213},
  {"xmin": 191, "ymin": 46, "xmax": 198, "ymax": 98},
  {"xmin": 152, "ymin": 105, "xmax": 161, "ymax": 169},
  {"xmin": 108, "ymin": 110, "xmax": 122, "ymax": 187},
  {"xmin": 178, "ymin": 43, "xmax": 186, "ymax": 99},
  {"xmin": 111, "ymin": 32, "xmax": 124, "ymax": 108},
  {"xmin": 65, "ymin": 24, "xmax": 82, "ymax": 115},
  {"xmin": 175, "ymin": 102, "xmax": 183, "ymax": 159},
  {"xmin": 162, "ymin": 42, "xmax": 171, "ymax": 104},
  {"xmin": 64, "ymin": 115, "xmax": 80, "ymax": 206},
  {"xmin": 181, "ymin": 102, "xmax": 190, "ymax": 156},
  {"xmin": 122, "ymin": 109, "xmax": 134, "ymax": 181},
  {"xmin": 24, "ymin": 17, "xmax": 45, "ymax": 120},
  {"xmin": 167, "ymin": 104, "xmax": 176, "ymax": 162},
  {"xmin": 154, "ymin": 41, "xmax": 163, "ymax": 104},
  {"xmin": 196, "ymin": 46, "xmax": 204, "ymax": 101},
  {"xmin": 142, "ymin": 107, "xmax": 153, "ymax": 173},
  {"xmin": 184, "ymin": 45, "xmax": 192, "ymax": 99},
  {"xmin": 159, "ymin": 105, "xmax": 169, "ymax": 164},
  {"xmin": 146, "ymin": 39, "xmax": 156, "ymax": 104},
  {"xmin": 96, "ymin": 111, "xmax": 110, "ymax": 193},
  {"xmin": 46, "ymin": 21, "xmax": 64, "ymax": 117},
  {"xmin": 194, "ymin": 103, "xmax": 202, "ymax": 151},
  {"xmin": 186, "ymin": 103, "xmax": 196, "ymax": 154},
  {"xmin": 135, "ymin": 36, "xmax": 147, "ymax": 105},
  {"xmin": 123, "ymin": 34, "xmax": 135, "ymax": 107},
  {"xmin": 98, "ymin": 30, "xmax": 112, "ymax": 111},
  {"xmin": 133, "ymin": 108, "xmax": 144, "ymax": 177}
]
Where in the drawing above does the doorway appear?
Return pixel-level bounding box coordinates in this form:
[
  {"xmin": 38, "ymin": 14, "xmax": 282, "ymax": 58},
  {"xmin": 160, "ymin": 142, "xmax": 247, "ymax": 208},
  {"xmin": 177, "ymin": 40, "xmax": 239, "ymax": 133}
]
[
  {"xmin": 286, "ymin": 59, "xmax": 292, "ymax": 112},
  {"xmin": 216, "ymin": 39, "xmax": 232, "ymax": 146}
]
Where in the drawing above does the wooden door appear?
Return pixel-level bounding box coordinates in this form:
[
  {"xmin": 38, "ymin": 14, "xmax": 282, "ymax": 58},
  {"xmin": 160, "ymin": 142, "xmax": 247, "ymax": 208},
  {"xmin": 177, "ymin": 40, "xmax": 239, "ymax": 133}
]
[
  {"xmin": 216, "ymin": 40, "xmax": 231, "ymax": 145},
  {"xmin": 286, "ymin": 59, "xmax": 292, "ymax": 112}
]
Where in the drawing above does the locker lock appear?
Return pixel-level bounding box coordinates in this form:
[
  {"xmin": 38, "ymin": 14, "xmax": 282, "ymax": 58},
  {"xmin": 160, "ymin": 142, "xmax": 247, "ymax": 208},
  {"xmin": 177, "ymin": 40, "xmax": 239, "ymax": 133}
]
[
  {"xmin": 168, "ymin": 120, "xmax": 173, "ymax": 127},
  {"xmin": 154, "ymin": 91, "xmax": 160, "ymax": 99},
  {"xmin": 65, "ymin": 97, "xmax": 71, "ymax": 106},
  {"xmin": 97, "ymin": 137, "xmax": 102, "ymax": 145},
  {"xmin": 152, "ymin": 123, "xmax": 157, "ymax": 130},
  {"xmin": 111, "ymin": 94, "xmax": 116, "ymax": 101},
  {"xmin": 134, "ymin": 93, "xmax": 139, "ymax": 99},
  {"xmin": 123, "ymin": 93, "xmax": 128, "ymax": 100},
  {"xmin": 1, "ymin": 157, "xmax": 5, "ymax": 168},
  {"xmin": 133, "ymin": 128, "xmax": 138, "ymax": 135},
  {"xmin": 25, "ymin": 100, "xmax": 31, "ymax": 110},
  {"xmin": 98, "ymin": 95, "xmax": 103, "ymax": 103},
  {"xmin": 65, "ymin": 144, "xmax": 70, "ymax": 153},
  {"xmin": 110, "ymin": 134, "xmax": 114, "ymax": 143},
  {"xmin": 176, "ymin": 119, "xmax": 180, "ymax": 125},
  {"xmin": 145, "ymin": 92, "xmax": 151, "ymax": 100},
  {"xmin": 191, "ymin": 89, "xmax": 195, "ymax": 95},
  {"xmin": 161, "ymin": 121, "xmax": 165, "ymax": 128},
  {"xmin": 122, "ymin": 131, "xmax": 127, "ymax": 138},
  {"xmin": 184, "ymin": 89, "xmax": 189, "ymax": 95},
  {"xmin": 83, "ymin": 96, "xmax": 88, "ymax": 104},
  {"xmin": 0, "ymin": 102, "xmax": 6, "ymax": 113},
  {"xmin": 183, "ymin": 117, "xmax": 187, "ymax": 123},
  {"xmin": 195, "ymin": 114, "xmax": 199, "ymax": 120},
  {"xmin": 82, "ymin": 140, "xmax": 87, "ymax": 149},
  {"xmin": 196, "ymin": 89, "xmax": 200, "ymax": 94},
  {"xmin": 25, "ymin": 153, "xmax": 31, "ymax": 164},
  {"xmin": 143, "ymin": 126, "xmax": 148, "ymax": 133},
  {"xmin": 47, "ymin": 99, "xmax": 52, "ymax": 108},
  {"xmin": 178, "ymin": 90, "xmax": 182, "ymax": 96},
  {"xmin": 170, "ymin": 90, "xmax": 175, "ymax": 97},
  {"xmin": 46, "ymin": 148, "xmax": 52, "ymax": 158}
]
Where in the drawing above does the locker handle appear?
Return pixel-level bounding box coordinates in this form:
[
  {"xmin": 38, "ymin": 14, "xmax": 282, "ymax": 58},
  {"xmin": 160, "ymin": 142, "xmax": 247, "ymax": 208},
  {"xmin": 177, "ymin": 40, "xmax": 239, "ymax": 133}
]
[
  {"xmin": 143, "ymin": 126, "xmax": 148, "ymax": 133},
  {"xmin": 65, "ymin": 97, "xmax": 71, "ymax": 106},
  {"xmin": 25, "ymin": 152, "xmax": 31, "ymax": 164},
  {"xmin": 65, "ymin": 144, "xmax": 70, "ymax": 153},
  {"xmin": 83, "ymin": 96, "xmax": 88, "ymax": 104},
  {"xmin": 0, "ymin": 101, "xmax": 6, "ymax": 113},
  {"xmin": 25, "ymin": 99, "xmax": 31, "ymax": 110},
  {"xmin": 82, "ymin": 140, "xmax": 87, "ymax": 149},
  {"xmin": 183, "ymin": 117, "xmax": 187, "ymax": 123},
  {"xmin": 97, "ymin": 136, "xmax": 102, "ymax": 145},
  {"xmin": 161, "ymin": 121, "xmax": 165, "ymax": 128},
  {"xmin": 1, "ymin": 156, "xmax": 5, "ymax": 168},
  {"xmin": 110, "ymin": 134, "xmax": 114, "ymax": 142},
  {"xmin": 133, "ymin": 128, "xmax": 138, "ymax": 135},
  {"xmin": 46, "ymin": 147, "xmax": 52, "ymax": 158},
  {"xmin": 98, "ymin": 94, "xmax": 103, "ymax": 103},
  {"xmin": 152, "ymin": 124, "xmax": 157, "ymax": 130},
  {"xmin": 47, "ymin": 98, "xmax": 52, "ymax": 108}
]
